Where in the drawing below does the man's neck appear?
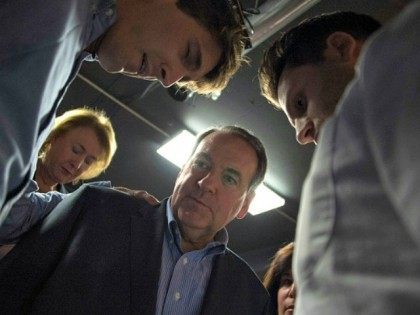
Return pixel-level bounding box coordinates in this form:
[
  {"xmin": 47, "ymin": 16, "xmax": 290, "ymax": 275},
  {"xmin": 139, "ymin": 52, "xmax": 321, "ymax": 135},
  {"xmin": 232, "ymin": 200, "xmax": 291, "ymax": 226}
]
[
  {"xmin": 179, "ymin": 234, "xmax": 214, "ymax": 253},
  {"xmin": 167, "ymin": 198, "xmax": 219, "ymax": 253}
]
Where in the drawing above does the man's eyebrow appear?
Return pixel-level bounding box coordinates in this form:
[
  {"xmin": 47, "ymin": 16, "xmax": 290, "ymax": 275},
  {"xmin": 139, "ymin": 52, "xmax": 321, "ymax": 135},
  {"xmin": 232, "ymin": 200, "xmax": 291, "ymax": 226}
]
[{"xmin": 192, "ymin": 152, "xmax": 211, "ymax": 163}]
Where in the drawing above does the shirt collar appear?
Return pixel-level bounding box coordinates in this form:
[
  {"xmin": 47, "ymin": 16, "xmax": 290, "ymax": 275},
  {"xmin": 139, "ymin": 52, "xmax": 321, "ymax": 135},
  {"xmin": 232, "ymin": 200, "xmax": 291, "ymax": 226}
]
[
  {"xmin": 83, "ymin": 0, "xmax": 117, "ymax": 61},
  {"xmin": 166, "ymin": 197, "xmax": 228, "ymax": 253}
]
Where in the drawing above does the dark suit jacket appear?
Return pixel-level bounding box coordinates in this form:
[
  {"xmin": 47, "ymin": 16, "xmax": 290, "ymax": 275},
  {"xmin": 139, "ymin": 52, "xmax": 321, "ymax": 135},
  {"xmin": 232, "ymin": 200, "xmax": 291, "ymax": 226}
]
[{"xmin": 0, "ymin": 186, "xmax": 272, "ymax": 314}]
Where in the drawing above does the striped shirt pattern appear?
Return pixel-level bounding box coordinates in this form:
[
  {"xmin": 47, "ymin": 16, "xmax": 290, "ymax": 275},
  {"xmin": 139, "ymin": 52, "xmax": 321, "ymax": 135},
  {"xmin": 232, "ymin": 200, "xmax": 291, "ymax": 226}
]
[{"xmin": 155, "ymin": 199, "xmax": 228, "ymax": 315}]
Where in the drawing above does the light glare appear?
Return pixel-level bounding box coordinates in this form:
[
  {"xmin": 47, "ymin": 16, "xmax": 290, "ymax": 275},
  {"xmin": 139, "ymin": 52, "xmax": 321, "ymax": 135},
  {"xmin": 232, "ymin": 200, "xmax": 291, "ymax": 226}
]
[{"xmin": 157, "ymin": 130, "xmax": 196, "ymax": 168}]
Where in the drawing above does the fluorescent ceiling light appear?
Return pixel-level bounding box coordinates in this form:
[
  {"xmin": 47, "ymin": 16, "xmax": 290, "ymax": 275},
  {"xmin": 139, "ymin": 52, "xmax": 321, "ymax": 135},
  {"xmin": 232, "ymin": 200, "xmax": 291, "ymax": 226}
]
[
  {"xmin": 157, "ymin": 130, "xmax": 196, "ymax": 168},
  {"xmin": 248, "ymin": 183, "xmax": 285, "ymax": 215},
  {"xmin": 157, "ymin": 130, "xmax": 285, "ymax": 215}
]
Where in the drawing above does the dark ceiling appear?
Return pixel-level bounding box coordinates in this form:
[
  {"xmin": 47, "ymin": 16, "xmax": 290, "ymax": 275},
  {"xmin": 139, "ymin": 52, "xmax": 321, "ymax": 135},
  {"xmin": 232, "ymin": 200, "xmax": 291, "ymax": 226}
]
[{"xmin": 58, "ymin": 0, "xmax": 408, "ymax": 276}]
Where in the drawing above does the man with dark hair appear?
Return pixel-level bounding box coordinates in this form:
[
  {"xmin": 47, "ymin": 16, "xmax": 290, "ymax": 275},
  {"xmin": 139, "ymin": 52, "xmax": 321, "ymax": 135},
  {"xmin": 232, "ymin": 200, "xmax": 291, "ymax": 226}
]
[
  {"xmin": 0, "ymin": 126, "xmax": 272, "ymax": 314},
  {"xmin": 259, "ymin": 11, "xmax": 381, "ymax": 144},
  {"xmin": 0, "ymin": 0, "xmax": 249, "ymax": 226},
  {"xmin": 259, "ymin": 4, "xmax": 420, "ymax": 314}
]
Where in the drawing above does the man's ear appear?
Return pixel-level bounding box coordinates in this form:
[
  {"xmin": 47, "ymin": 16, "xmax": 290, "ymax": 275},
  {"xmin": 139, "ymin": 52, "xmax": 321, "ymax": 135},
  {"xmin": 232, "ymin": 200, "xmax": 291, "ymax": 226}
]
[
  {"xmin": 236, "ymin": 190, "xmax": 256, "ymax": 220},
  {"xmin": 324, "ymin": 31, "xmax": 361, "ymax": 65}
]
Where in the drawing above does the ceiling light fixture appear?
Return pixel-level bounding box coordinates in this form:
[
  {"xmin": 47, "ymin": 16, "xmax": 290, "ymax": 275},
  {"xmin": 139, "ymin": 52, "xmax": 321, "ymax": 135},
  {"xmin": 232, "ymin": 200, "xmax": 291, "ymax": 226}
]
[{"xmin": 157, "ymin": 130, "xmax": 285, "ymax": 215}]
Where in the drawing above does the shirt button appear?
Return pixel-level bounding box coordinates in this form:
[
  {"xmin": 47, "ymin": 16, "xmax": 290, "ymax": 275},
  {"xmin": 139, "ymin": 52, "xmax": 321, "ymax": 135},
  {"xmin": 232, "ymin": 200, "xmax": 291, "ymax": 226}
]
[
  {"xmin": 105, "ymin": 8, "xmax": 114, "ymax": 16},
  {"xmin": 174, "ymin": 292, "xmax": 181, "ymax": 301},
  {"xmin": 183, "ymin": 257, "xmax": 188, "ymax": 265}
]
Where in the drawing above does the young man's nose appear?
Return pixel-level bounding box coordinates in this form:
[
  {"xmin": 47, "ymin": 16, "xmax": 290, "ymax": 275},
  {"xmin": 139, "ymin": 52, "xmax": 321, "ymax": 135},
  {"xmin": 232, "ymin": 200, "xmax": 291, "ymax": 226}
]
[
  {"xmin": 159, "ymin": 63, "xmax": 184, "ymax": 87},
  {"xmin": 296, "ymin": 119, "xmax": 316, "ymax": 145}
]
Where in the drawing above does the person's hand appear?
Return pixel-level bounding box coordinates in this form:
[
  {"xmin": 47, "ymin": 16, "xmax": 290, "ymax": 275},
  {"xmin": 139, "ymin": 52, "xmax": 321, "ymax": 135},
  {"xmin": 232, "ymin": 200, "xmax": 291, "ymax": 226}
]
[{"xmin": 113, "ymin": 187, "xmax": 160, "ymax": 205}]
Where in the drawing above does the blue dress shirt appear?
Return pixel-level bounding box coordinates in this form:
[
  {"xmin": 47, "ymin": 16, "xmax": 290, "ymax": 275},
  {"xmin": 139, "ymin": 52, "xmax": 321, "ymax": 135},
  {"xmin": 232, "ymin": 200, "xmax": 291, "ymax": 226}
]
[
  {"xmin": 155, "ymin": 199, "xmax": 228, "ymax": 315},
  {"xmin": 0, "ymin": 0, "xmax": 116, "ymax": 226}
]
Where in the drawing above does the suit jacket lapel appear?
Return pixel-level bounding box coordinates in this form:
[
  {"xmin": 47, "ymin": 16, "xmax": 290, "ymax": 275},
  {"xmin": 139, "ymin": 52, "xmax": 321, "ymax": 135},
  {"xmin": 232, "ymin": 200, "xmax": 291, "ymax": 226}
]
[
  {"xmin": 0, "ymin": 185, "xmax": 90, "ymax": 312},
  {"xmin": 200, "ymin": 252, "xmax": 236, "ymax": 315},
  {"xmin": 130, "ymin": 200, "xmax": 167, "ymax": 314}
]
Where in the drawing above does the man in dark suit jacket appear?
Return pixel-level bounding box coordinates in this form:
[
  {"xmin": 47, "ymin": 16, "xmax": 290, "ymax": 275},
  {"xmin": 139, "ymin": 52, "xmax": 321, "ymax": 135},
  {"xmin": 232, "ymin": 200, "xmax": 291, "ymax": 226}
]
[{"xmin": 0, "ymin": 126, "xmax": 273, "ymax": 314}]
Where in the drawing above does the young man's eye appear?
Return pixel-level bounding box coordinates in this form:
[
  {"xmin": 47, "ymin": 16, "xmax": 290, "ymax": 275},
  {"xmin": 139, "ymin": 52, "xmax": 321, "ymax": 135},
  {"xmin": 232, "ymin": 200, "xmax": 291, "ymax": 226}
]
[{"xmin": 296, "ymin": 98, "xmax": 306, "ymax": 112}]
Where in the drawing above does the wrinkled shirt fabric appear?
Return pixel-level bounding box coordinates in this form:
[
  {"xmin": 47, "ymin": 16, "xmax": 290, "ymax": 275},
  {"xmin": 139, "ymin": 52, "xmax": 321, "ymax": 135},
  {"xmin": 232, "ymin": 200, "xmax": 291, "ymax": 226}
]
[{"xmin": 294, "ymin": 3, "xmax": 420, "ymax": 314}]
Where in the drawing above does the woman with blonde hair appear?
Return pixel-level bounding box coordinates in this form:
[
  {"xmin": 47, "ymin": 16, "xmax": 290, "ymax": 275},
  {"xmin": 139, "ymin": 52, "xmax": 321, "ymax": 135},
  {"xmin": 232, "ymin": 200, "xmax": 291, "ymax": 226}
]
[
  {"xmin": 35, "ymin": 107, "xmax": 117, "ymax": 192},
  {"xmin": 0, "ymin": 107, "xmax": 117, "ymax": 257}
]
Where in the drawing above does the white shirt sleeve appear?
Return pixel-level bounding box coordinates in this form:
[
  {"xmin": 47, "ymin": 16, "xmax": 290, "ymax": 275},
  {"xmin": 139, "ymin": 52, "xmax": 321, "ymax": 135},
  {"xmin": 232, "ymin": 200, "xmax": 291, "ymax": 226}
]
[{"xmin": 360, "ymin": 3, "xmax": 420, "ymax": 246}]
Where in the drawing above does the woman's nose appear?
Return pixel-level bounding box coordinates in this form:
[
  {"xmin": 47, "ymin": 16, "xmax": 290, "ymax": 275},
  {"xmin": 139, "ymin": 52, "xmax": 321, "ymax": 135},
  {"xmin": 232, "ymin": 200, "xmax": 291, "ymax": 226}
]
[{"xmin": 70, "ymin": 156, "xmax": 85, "ymax": 170}]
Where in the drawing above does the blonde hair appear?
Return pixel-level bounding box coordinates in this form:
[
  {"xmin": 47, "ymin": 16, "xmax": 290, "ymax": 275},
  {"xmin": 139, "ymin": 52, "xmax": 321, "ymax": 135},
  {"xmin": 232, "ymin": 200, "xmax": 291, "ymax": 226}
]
[{"xmin": 39, "ymin": 107, "xmax": 117, "ymax": 181}]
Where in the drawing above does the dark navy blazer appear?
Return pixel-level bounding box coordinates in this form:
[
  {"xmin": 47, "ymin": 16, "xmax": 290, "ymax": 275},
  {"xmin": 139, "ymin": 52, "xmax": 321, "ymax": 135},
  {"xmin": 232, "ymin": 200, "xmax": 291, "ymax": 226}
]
[{"xmin": 0, "ymin": 186, "xmax": 272, "ymax": 314}]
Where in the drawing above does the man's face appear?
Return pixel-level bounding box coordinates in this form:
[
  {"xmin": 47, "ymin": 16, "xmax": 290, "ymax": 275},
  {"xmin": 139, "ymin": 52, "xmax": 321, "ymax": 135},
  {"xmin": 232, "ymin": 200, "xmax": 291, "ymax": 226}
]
[
  {"xmin": 97, "ymin": 0, "xmax": 222, "ymax": 88},
  {"xmin": 277, "ymin": 61, "xmax": 354, "ymax": 145},
  {"xmin": 171, "ymin": 132, "xmax": 257, "ymax": 246}
]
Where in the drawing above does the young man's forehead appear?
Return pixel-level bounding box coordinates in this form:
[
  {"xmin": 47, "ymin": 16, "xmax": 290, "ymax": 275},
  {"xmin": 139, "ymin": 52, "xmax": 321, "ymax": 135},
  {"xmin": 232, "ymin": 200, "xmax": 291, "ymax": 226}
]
[
  {"xmin": 276, "ymin": 72, "xmax": 292, "ymax": 111},
  {"xmin": 276, "ymin": 79, "xmax": 298, "ymax": 128}
]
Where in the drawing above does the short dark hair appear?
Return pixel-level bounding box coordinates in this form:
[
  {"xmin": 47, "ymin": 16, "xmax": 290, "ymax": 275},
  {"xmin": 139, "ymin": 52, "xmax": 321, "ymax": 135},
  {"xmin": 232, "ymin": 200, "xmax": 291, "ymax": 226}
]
[
  {"xmin": 193, "ymin": 126, "xmax": 267, "ymax": 191},
  {"xmin": 176, "ymin": 0, "xmax": 249, "ymax": 95},
  {"xmin": 263, "ymin": 242, "xmax": 294, "ymax": 311},
  {"xmin": 259, "ymin": 11, "xmax": 381, "ymax": 106}
]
